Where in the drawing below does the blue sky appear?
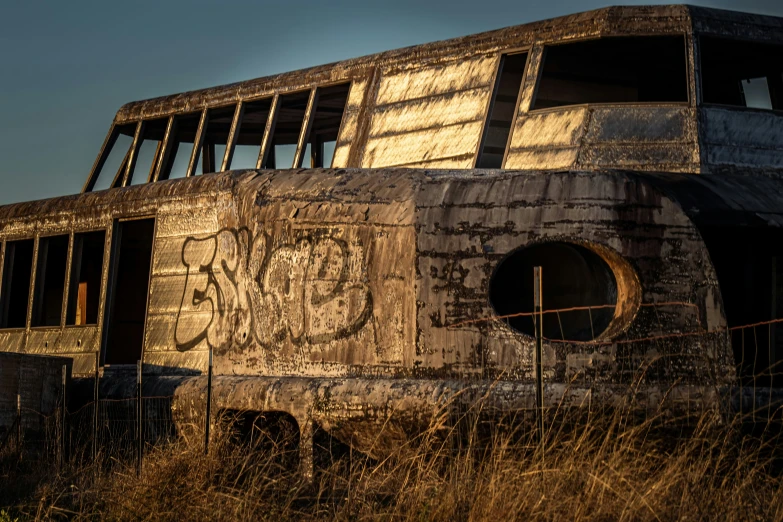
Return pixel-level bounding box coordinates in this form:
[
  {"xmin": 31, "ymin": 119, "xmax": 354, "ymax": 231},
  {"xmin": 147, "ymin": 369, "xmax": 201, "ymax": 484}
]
[{"xmin": 0, "ymin": 0, "xmax": 781, "ymax": 205}]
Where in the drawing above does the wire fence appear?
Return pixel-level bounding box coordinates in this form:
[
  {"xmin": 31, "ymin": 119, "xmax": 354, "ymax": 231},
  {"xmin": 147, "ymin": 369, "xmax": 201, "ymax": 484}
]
[{"xmin": 2, "ymin": 298, "xmax": 783, "ymax": 473}]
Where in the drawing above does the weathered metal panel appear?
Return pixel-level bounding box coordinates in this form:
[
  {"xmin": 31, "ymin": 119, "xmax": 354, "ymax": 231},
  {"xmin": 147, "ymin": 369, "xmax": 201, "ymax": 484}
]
[
  {"xmin": 25, "ymin": 328, "xmax": 99, "ymax": 356},
  {"xmin": 505, "ymin": 107, "xmax": 589, "ymax": 170},
  {"xmin": 584, "ymin": 107, "xmax": 693, "ymax": 143},
  {"xmin": 332, "ymin": 78, "xmax": 368, "ymax": 168},
  {"xmin": 0, "ymin": 331, "xmax": 25, "ymax": 353},
  {"xmin": 370, "ymin": 88, "xmax": 489, "ymax": 137},
  {"xmin": 155, "ymin": 208, "xmax": 220, "ymax": 238},
  {"xmin": 358, "ymin": 54, "xmax": 495, "ymax": 169},
  {"xmin": 701, "ymin": 108, "xmax": 783, "ymax": 170},
  {"xmin": 0, "ymin": 353, "xmax": 72, "ymax": 435},
  {"xmin": 507, "ymin": 107, "xmax": 698, "ymax": 172},
  {"xmin": 143, "ymin": 350, "xmax": 208, "ymax": 374},
  {"xmin": 375, "ymin": 55, "xmax": 496, "ymax": 105},
  {"xmin": 363, "ymin": 122, "xmax": 483, "ymax": 168}
]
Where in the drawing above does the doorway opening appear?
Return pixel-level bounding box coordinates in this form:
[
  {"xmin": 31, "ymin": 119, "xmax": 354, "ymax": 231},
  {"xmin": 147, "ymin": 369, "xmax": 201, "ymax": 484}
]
[{"xmin": 103, "ymin": 218, "xmax": 155, "ymax": 366}]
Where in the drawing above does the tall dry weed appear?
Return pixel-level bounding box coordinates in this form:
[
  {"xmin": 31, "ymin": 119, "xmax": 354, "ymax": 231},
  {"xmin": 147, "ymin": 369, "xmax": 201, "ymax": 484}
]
[{"xmin": 1, "ymin": 404, "xmax": 782, "ymax": 521}]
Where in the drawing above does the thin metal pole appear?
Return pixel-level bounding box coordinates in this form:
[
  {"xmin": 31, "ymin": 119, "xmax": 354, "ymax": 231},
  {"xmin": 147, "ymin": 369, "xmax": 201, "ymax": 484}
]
[
  {"xmin": 61, "ymin": 364, "xmax": 67, "ymax": 468},
  {"xmin": 16, "ymin": 393, "xmax": 21, "ymax": 460},
  {"xmin": 533, "ymin": 266, "xmax": 545, "ymax": 449},
  {"xmin": 137, "ymin": 359, "xmax": 143, "ymax": 476},
  {"xmin": 93, "ymin": 351, "xmax": 99, "ymax": 462},
  {"xmin": 205, "ymin": 347, "xmax": 213, "ymax": 455}
]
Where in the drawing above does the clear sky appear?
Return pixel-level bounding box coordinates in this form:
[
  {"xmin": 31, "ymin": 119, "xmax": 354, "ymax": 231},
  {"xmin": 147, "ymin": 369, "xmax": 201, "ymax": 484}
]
[{"xmin": 1, "ymin": 0, "xmax": 781, "ymax": 205}]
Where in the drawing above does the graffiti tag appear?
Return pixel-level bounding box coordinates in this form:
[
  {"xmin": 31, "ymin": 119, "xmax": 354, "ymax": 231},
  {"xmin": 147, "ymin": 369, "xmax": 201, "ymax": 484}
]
[{"xmin": 175, "ymin": 228, "xmax": 373, "ymax": 354}]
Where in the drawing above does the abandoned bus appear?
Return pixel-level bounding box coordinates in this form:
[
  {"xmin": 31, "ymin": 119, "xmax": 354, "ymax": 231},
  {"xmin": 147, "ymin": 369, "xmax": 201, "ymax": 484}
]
[{"xmin": 2, "ymin": 5, "xmax": 783, "ymax": 467}]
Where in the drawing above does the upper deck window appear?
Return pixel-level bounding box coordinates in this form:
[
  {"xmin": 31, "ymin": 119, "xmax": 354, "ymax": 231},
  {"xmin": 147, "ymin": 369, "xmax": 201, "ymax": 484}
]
[
  {"xmin": 262, "ymin": 91, "xmax": 311, "ymax": 169},
  {"xmin": 158, "ymin": 112, "xmax": 202, "ymax": 180},
  {"xmin": 90, "ymin": 123, "xmax": 136, "ymax": 191},
  {"xmin": 300, "ymin": 83, "xmax": 350, "ymax": 168},
  {"xmin": 229, "ymin": 98, "xmax": 273, "ymax": 169},
  {"xmin": 195, "ymin": 105, "xmax": 237, "ymax": 174},
  {"xmin": 701, "ymin": 37, "xmax": 783, "ymax": 110},
  {"xmin": 477, "ymin": 52, "xmax": 528, "ymax": 168},
  {"xmin": 532, "ymin": 36, "xmax": 688, "ymax": 110},
  {"xmin": 128, "ymin": 118, "xmax": 169, "ymax": 185}
]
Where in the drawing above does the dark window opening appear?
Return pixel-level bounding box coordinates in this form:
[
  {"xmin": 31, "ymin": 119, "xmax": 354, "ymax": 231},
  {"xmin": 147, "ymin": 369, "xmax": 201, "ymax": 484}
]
[
  {"xmin": 193, "ymin": 106, "xmax": 236, "ymax": 174},
  {"xmin": 90, "ymin": 123, "xmax": 137, "ymax": 191},
  {"xmin": 66, "ymin": 231, "xmax": 106, "ymax": 326},
  {"xmin": 104, "ymin": 219, "xmax": 154, "ymax": 365},
  {"xmin": 532, "ymin": 36, "xmax": 688, "ymax": 110},
  {"xmin": 128, "ymin": 118, "xmax": 169, "ymax": 186},
  {"xmin": 158, "ymin": 113, "xmax": 201, "ymax": 180},
  {"xmin": 262, "ymin": 91, "xmax": 311, "ymax": 169},
  {"xmin": 300, "ymin": 83, "xmax": 350, "ymax": 168},
  {"xmin": 701, "ymin": 37, "xmax": 783, "ymax": 110},
  {"xmin": 477, "ymin": 53, "xmax": 528, "ymax": 168},
  {"xmin": 700, "ymin": 226, "xmax": 783, "ymax": 386},
  {"xmin": 0, "ymin": 239, "xmax": 34, "ymax": 329},
  {"xmin": 489, "ymin": 242, "xmax": 617, "ymax": 341},
  {"xmin": 31, "ymin": 235, "xmax": 69, "ymax": 327},
  {"xmin": 228, "ymin": 98, "xmax": 273, "ymax": 170}
]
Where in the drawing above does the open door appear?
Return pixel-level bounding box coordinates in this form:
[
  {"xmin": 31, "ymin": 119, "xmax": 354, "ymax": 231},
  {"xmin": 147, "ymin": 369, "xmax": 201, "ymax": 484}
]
[{"xmin": 102, "ymin": 218, "xmax": 155, "ymax": 366}]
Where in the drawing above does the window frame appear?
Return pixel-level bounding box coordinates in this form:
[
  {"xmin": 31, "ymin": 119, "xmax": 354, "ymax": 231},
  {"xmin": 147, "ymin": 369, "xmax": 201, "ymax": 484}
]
[
  {"xmin": 697, "ymin": 33, "xmax": 783, "ymax": 114},
  {"xmin": 30, "ymin": 233, "xmax": 71, "ymax": 329},
  {"xmin": 474, "ymin": 47, "xmax": 533, "ymax": 169},
  {"xmin": 528, "ymin": 32, "xmax": 692, "ymax": 114},
  {"xmin": 0, "ymin": 225, "xmax": 112, "ymax": 332}
]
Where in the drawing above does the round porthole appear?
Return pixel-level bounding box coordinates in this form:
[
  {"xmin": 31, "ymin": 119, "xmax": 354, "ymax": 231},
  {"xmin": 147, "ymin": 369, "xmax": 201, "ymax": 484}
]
[{"xmin": 488, "ymin": 241, "xmax": 639, "ymax": 341}]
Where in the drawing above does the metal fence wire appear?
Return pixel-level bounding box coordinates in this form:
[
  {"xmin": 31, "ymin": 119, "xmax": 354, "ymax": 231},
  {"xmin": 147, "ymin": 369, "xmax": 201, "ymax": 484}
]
[{"xmin": 2, "ymin": 299, "xmax": 783, "ymax": 471}]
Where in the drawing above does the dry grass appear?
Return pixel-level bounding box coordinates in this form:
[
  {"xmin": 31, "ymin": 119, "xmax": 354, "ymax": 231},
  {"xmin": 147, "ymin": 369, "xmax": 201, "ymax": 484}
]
[{"xmin": 2, "ymin": 406, "xmax": 783, "ymax": 521}]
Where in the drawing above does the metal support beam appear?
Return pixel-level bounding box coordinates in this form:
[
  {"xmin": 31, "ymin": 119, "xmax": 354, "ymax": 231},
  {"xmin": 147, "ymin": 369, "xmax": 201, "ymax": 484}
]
[
  {"xmin": 258, "ymin": 95, "xmax": 280, "ymax": 169},
  {"xmin": 533, "ymin": 266, "xmax": 545, "ymax": 448},
  {"xmin": 122, "ymin": 121, "xmax": 145, "ymax": 187},
  {"xmin": 293, "ymin": 89, "xmax": 319, "ymax": 168},
  {"xmin": 186, "ymin": 110, "xmax": 208, "ymax": 177},
  {"xmin": 221, "ymin": 103, "xmax": 244, "ymax": 172}
]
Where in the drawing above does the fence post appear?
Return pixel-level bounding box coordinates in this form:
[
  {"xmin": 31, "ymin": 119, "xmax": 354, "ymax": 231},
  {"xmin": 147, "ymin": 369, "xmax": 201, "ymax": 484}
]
[
  {"xmin": 60, "ymin": 364, "xmax": 67, "ymax": 468},
  {"xmin": 137, "ymin": 359, "xmax": 143, "ymax": 476},
  {"xmin": 205, "ymin": 347, "xmax": 213, "ymax": 455},
  {"xmin": 93, "ymin": 351, "xmax": 99, "ymax": 463},
  {"xmin": 16, "ymin": 393, "xmax": 21, "ymax": 460},
  {"xmin": 533, "ymin": 266, "xmax": 545, "ymax": 451}
]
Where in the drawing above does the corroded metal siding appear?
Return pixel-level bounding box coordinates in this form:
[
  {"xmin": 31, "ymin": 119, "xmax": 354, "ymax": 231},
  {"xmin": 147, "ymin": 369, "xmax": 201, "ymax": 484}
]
[
  {"xmin": 331, "ymin": 79, "xmax": 370, "ymax": 168},
  {"xmin": 0, "ymin": 176, "xmax": 234, "ymax": 376},
  {"xmin": 99, "ymin": 6, "xmax": 783, "ymax": 178},
  {"xmin": 414, "ymin": 171, "xmax": 730, "ymax": 384},
  {"xmin": 506, "ymin": 107, "xmax": 700, "ymax": 172},
  {"xmin": 361, "ymin": 55, "xmax": 498, "ymax": 168},
  {"xmin": 0, "ymin": 352, "xmax": 72, "ymax": 437},
  {"xmin": 0, "ymin": 170, "xmax": 735, "ymax": 389},
  {"xmin": 105, "ymin": 5, "xmax": 707, "ymax": 177},
  {"xmin": 700, "ymin": 108, "xmax": 783, "ymax": 171},
  {"xmin": 169, "ymin": 172, "xmax": 419, "ymax": 377}
]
